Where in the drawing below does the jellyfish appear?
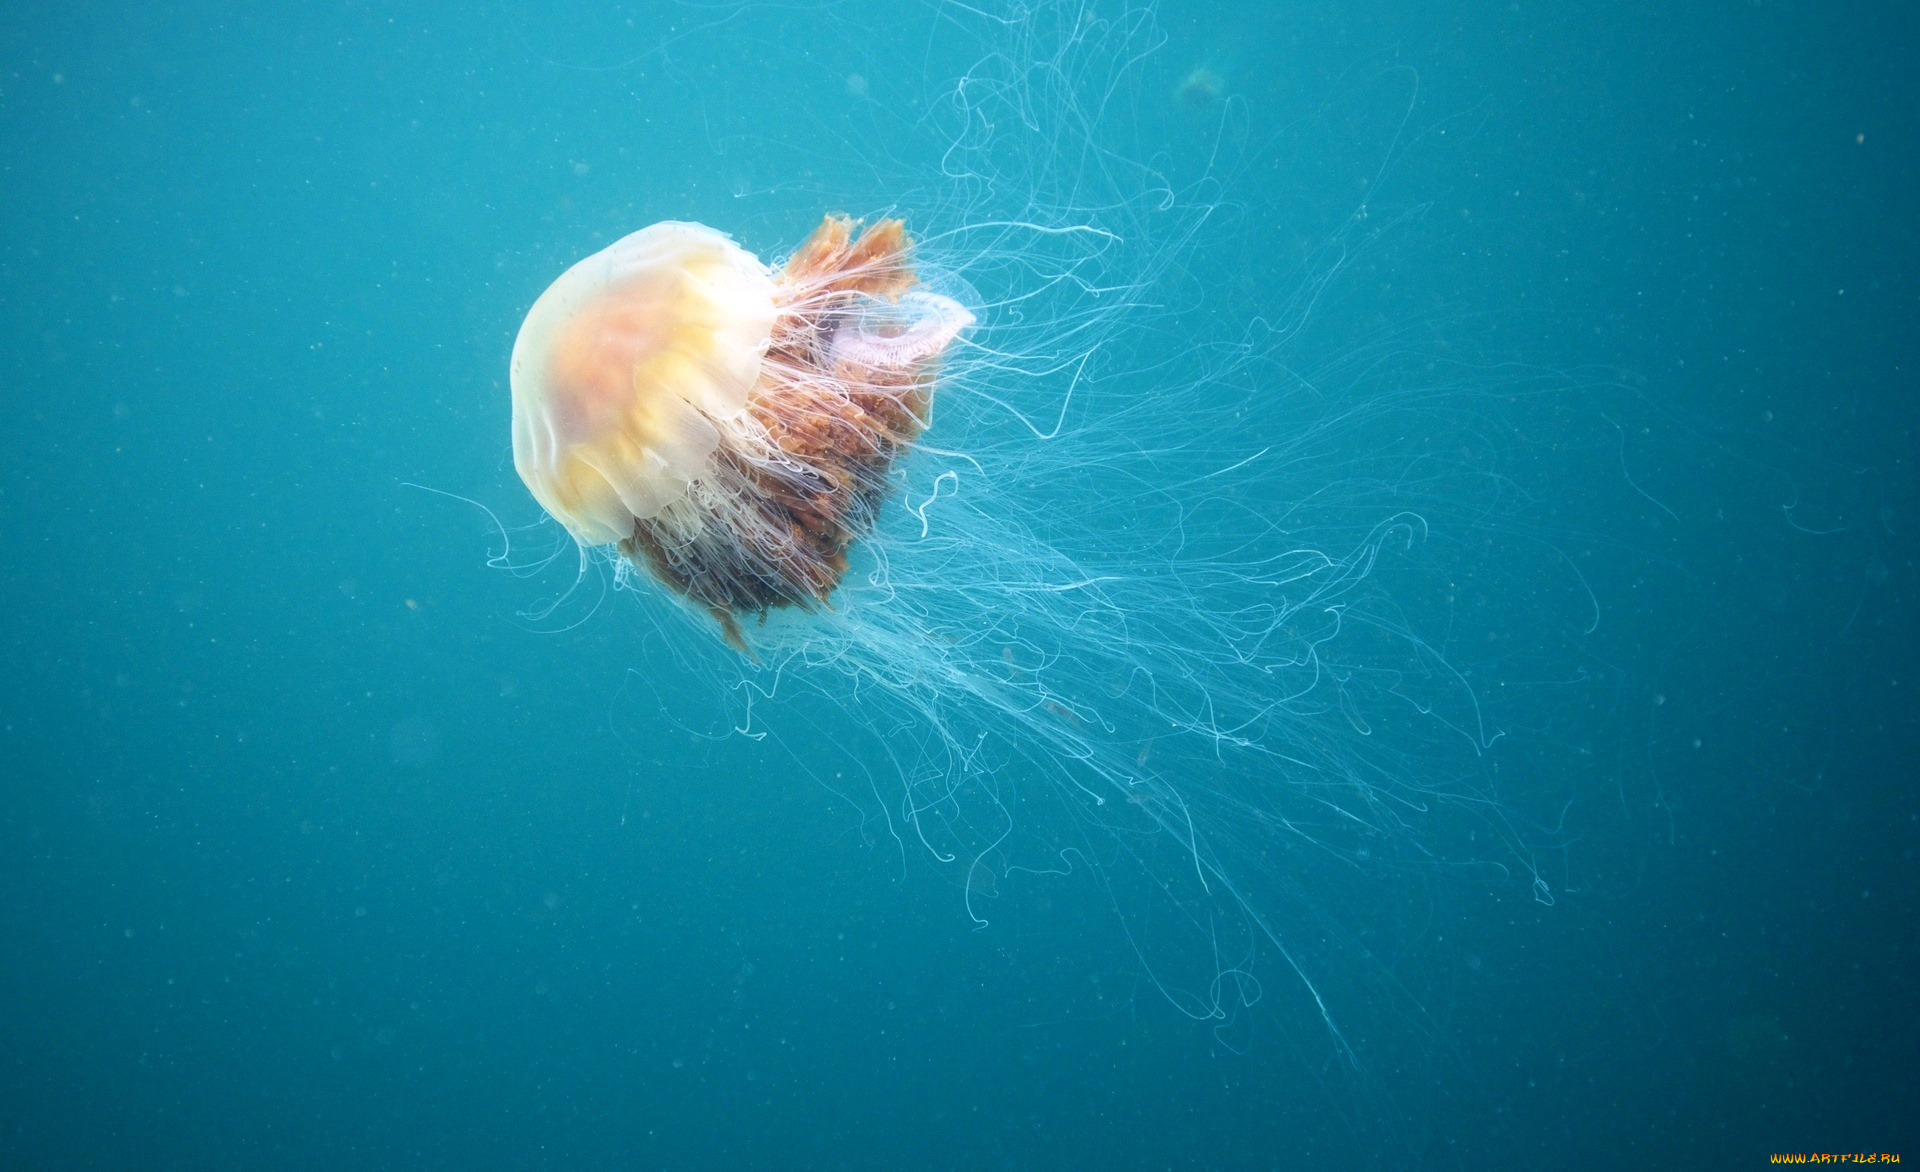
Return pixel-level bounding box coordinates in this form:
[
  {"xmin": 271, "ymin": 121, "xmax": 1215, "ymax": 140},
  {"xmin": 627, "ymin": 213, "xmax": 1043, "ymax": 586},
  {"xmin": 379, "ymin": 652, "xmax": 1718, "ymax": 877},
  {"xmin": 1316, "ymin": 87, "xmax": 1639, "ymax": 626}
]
[
  {"xmin": 492, "ymin": 3, "xmax": 1615, "ymax": 1079},
  {"xmin": 510, "ymin": 214, "xmax": 974, "ymax": 650}
]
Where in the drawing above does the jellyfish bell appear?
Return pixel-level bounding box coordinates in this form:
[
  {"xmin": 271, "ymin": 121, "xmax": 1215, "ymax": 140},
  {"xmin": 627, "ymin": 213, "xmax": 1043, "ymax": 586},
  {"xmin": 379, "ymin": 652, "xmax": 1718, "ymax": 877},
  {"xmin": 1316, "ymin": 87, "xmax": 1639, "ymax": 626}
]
[
  {"xmin": 510, "ymin": 221, "xmax": 776, "ymax": 544},
  {"xmin": 511, "ymin": 214, "xmax": 974, "ymax": 649}
]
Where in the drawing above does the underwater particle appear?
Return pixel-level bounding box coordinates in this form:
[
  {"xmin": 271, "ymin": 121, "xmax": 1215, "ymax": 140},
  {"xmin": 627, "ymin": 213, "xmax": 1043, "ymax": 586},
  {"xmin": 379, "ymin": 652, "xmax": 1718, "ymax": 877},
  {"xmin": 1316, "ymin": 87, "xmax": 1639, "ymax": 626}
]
[
  {"xmin": 1173, "ymin": 66, "xmax": 1224, "ymax": 111},
  {"xmin": 510, "ymin": 216, "xmax": 972, "ymax": 649}
]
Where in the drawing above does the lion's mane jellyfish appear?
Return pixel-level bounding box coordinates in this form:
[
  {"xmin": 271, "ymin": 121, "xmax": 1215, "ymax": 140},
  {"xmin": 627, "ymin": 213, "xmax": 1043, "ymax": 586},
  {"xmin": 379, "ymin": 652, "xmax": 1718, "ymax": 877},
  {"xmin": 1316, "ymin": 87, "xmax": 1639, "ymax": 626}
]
[{"xmin": 510, "ymin": 215, "xmax": 973, "ymax": 648}]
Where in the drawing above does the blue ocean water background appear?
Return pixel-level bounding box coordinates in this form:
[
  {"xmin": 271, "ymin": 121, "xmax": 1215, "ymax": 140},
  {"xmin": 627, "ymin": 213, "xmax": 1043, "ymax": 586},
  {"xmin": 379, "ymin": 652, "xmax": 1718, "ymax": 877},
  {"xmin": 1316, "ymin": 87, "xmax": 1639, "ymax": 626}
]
[{"xmin": 2, "ymin": 1, "xmax": 1913, "ymax": 1168}]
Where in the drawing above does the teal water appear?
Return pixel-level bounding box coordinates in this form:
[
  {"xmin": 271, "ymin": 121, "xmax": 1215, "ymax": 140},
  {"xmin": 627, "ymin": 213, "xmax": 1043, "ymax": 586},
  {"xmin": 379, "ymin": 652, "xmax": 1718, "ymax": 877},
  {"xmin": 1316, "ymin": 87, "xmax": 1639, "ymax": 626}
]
[{"xmin": 3, "ymin": 2, "xmax": 1913, "ymax": 1168}]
